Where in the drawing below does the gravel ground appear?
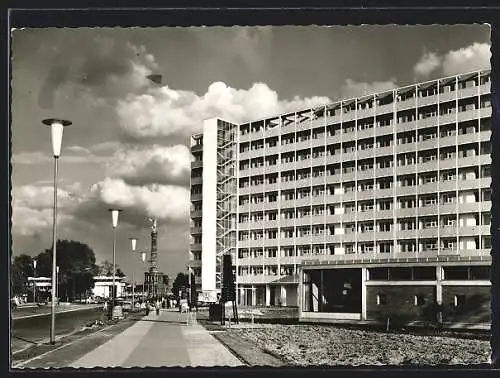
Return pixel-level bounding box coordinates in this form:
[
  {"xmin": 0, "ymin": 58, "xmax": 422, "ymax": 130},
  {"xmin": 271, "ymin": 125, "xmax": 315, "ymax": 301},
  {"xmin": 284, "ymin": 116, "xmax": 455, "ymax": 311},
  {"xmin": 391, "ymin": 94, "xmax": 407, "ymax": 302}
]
[{"xmin": 225, "ymin": 324, "xmax": 491, "ymax": 367}]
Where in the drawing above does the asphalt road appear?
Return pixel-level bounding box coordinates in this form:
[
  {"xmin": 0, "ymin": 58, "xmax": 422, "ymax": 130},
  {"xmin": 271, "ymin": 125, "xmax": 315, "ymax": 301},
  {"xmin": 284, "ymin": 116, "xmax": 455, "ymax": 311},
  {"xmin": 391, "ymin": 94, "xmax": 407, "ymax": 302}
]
[{"xmin": 12, "ymin": 306, "xmax": 105, "ymax": 354}]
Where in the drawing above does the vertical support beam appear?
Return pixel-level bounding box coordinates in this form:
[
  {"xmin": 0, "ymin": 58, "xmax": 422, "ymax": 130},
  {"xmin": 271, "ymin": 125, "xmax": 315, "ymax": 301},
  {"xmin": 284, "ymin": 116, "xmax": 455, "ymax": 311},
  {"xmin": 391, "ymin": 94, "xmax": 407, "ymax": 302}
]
[
  {"xmin": 265, "ymin": 284, "xmax": 271, "ymax": 307},
  {"xmin": 280, "ymin": 285, "xmax": 287, "ymax": 307},
  {"xmin": 251, "ymin": 285, "xmax": 256, "ymax": 306},
  {"xmin": 361, "ymin": 267, "xmax": 367, "ymax": 321},
  {"xmin": 436, "ymin": 266, "xmax": 443, "ymax": 305}
]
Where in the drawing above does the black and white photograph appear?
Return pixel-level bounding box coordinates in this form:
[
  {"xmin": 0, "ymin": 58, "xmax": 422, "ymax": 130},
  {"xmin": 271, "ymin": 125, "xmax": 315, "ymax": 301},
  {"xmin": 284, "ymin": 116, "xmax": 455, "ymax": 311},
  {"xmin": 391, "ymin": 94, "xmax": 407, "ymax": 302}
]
[{"xmin": 9, "ymin": 24, "xmax": 493, "ymax": 369}]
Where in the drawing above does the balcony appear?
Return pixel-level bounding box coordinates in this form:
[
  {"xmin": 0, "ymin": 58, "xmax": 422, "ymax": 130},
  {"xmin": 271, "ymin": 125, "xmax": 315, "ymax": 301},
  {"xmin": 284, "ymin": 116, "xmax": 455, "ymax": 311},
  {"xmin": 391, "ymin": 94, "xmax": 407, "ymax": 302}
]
[
  {"xmin": 191, "ymin": 193, "xmax": 203, "ymax": 201},
  {"xmin": 357, "ymin": 128, "xmax": 375, "ymax": 140},
  {"xmin": 296, "ymin": 121, "xmax": 312, "ymax": 133},
  {"xmin": 281, "ymin": 143, "xmax": 298, "ymax": 153},
  {"xmin": 480, "ymin": 83, "xmax": 490, "ymax": 95},
  {"xmin": 357, "ymin": 231, "xmax": 375, "ymax": 242},
  {"xmin": 395, "ymin": 142, "xmax": 416, "ymax": 154},
  {"xmin": 438, "ymin": 158, "xmax": 456, "ymax": 170},
  {"xmin": 439, "ymin": 89, "xmax": 456, "ymax": 102},
  {"xmin": 326, "ymin": 114, "xmax": 342, "ymax": 125},
  {"xmin": 395, "ymin": 207, "xmax": 417, "ymax": 218},
  {"xmin": 376, "ymin": 124, "xmax": 395, "ymax": 137},
  {"xmin": 265, "ymin": 183, "xmax": 280, "ymax": 192},
  {"xmin": 313, "ymin": 195, "xmax": 329, "ymax": 206},
  {"xmin": 458, "ymin": 202, "xmax": 480, "ymax": 213},
  {"xmin": 342, "ymin": 111, "xmax": 356, "ymax": 122},
  {"xmin": 418, "ymin": 227, "xmax": 439, "ymax": 238},
  {"xmin": 439, "ymin": 226, "xmax": 457, "ymax": 238},
  {"xmin": 376, "ymin": 103, "xmax": 394, "ymax": 115},
  {"xmin": 324, "ymin": 234, "xmax": 344, "ymax": 243},
  {"xmin": 418, "ymin": 93, "xmax": 438, "ymax": 107},
  {"xmin": 342, "ymin": 151, "xmax": 356, "ymax": 162},
  {"xmin": 396, "ymin": 229, "xmax": 417, "ymax": 239},
  {"xmin": 418, "ymin": 160, "xmax": 439, "ymax": 173},
  {"xmin": 190, "ymin": 209, "xmax": 202, "ymax": 218},
  {"xmin": 342, "ymin": 191, "xmax": 356, "ymax": 202},
  {"xmin": 357, "ymin": 190, "xmax": 375, "ymax": 201},
  {"xmin": 295, "ymin": 197, "xmax": 312, "ymax": 207},
  {"xmin": 325, "ymin": 214, "xmax": 343, "ymax": 223},
  {"xmin": 396, "ymin": 185, "xmax": 417, "ymax": 196},
  {"xmin": 458, "ymin": 85, "xmax": 479, "ymax": 100},
  {"xmin": 281, "ymin": 180, "xmax": 297, "ymax": 191},
  {"xmin": 264, "ymin": 126, "xmax": 281, "ymax": 138},
  {"xmin": 357, "ymin": 169, "xmax": 374, "ymax": 181},
  {"xmin": 341, "ymin": 132, "xmax": 356, "ymax": 144},
  {"xmin": 191, "ymin": 176, "xmax": 203, "ymax": 185},
  {"xmin": 191, "ymin": 160, "xmax": 203, "ymax": 169},
  {"xmin": 439, "ymin": 180, "xmax": 457, "ymax": 192},
  {"xmin": 459, "ymin": 249, "xmax": 491, "ymax": 258},
  {"xmin": 342, "ymin": 172, "xmax": 356, "ymax": 182},
  {"xmin": 457, "ymin": 156, "xmax": 478, "ymax": 169},
  {"xmin": 375, "ymin": 209, "xmax": 393, "ymax": 219},
  {"xmin": 375, "ymin": 188, "xmax": 394, "ymax": 199},
  {"xmin": 280, "ymin": 162, "xmax": 296, "ymax": 172},
  {"xmin": 239, "ymin": 168, "xmax": 251, "ymax": 178},
  {"xmin": 188, "ymin": 259, "xmax": 202, "ymax": 269},
  {"xmin": 251, "ymin": 184, "xmax": 265, "ymax": 193},
  {"xmin": 325, "ymin": 154, "xmax": 342, "ymax": 165},
  {"xmin": 439, "ymin": 203, "xmax": 457, "ymax": 215},
  {"xmin": 311, "ymin": 176, "xmax": 326, "ymax": 186},
  {"xmin": 358, "ymin": 148, "xmax": 375, "ymax": 160},
  {"xmin": 295, "ymin": 159, "xmax": 312, "ymax": 170},
  {"xmin": 395, "ymin": 164, "xmax": 416, "ymax": 175},
  {"xmin": 481, "ymin": 200, "xmax": 491, "ymax": 212},
  {"xmin": 479, "ymin": 153, "xmax": 491, "ymax": 165},
  {"xmin": 418, "ymin": 204, "xmax": 438, "ymax": 216},
  {"xmin": 190, "ymin": 226, "xmax": 203, "ymax": 234},
  {"xmin": 280, "ymin": 199, "xmax": 296, "ymax": 209},
  {"xmin": 479, "ymin": 130, "xmax": 491, "ymax": 143},
  {"xmin": 342, "ymin": 211, "xmax": 356, "ymax": 223},
  {"xmin": 340, "ymin": 233, "xmax": 357, "ymax": 243},
  {"xmin": 439, "ymin": 112, "xmax": 457, "ymax": 126},
  {"xmin": 375, "ymin": 146, "xmax": 393, "ymax": 157},
  {"xmin": 295, "ymin": 178, "xmax": 311, "ymax": 189},
  {"xmin": 419, "ymin": 138, "xmax": 439, "ymax": 151},
  {"xmin": 191, "ymin": 144, "xmax": 203, "ymax": 153},
  {"xmin": 417, "ymin": 115, "xmax": 438, "ymax": 129},
  {"xmin": 357, "ymin": 210, "xmax": 376, "ymax": 222},
  {"xmin": 191, "ymin": 243, "xmax": 202, "ymax": 251},
  {"xmin": 458, "ymin": 109, "xmax": 478, "ymax": 123},
  {"xmin": 419, "ymin": 181, "xmax": 438, "ymax": 194},
  {"xmin": 396, "ymin": 120, "xmax": 417, "ymax": 133},
  {"xmin": 396, "ymin": 97, "xmax": 416, "ymax": 111},
  {"xmin": 376, "ymin": 230, "xmax": 394, "ymax": 240}
]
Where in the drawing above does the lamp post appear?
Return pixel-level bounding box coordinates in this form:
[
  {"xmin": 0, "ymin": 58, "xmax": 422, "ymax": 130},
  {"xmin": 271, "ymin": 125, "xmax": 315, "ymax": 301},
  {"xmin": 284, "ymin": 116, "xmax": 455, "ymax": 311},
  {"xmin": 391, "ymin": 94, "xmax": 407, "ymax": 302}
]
[
  {"xmin": 42, "ymin": 118, "xmax": 71, "ymax": 345},
  {"xmin": 108, "ymin": 209, "xmax": 122, "ymax": 318},
  {"xmin": 187, "ymin": 264, "xmax": 192, "ymax": 309},
  {"xmin": 56, "ymin": 266, "xmax": 59, "ymax": 305},
  {"xmin": 129, "ymin": 237, "xmax": 138, "ymax": 312},
  {"xmin": 32, "ymin": 259, "xmax": 37, "ymax": 305}
]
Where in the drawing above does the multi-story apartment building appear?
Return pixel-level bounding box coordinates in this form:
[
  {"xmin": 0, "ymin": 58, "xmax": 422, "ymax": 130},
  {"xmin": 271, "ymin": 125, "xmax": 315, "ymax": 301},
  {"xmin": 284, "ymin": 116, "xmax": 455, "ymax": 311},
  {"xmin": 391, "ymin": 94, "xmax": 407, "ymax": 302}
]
[{"xmin": 190, "ymin": 69, "xmax": 491, "ymax": 324}]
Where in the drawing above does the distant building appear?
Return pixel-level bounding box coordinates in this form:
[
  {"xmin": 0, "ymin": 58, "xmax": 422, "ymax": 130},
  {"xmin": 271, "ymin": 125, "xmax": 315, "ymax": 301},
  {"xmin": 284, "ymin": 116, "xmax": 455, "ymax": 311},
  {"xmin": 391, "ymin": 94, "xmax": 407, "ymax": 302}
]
[
  {"xmin": 190, "ymin": 69, "xmax": 491, "ymax": 325},
  {"xmin": 92, "ymin": 276, "xmax": 126, "ymax": 298}
]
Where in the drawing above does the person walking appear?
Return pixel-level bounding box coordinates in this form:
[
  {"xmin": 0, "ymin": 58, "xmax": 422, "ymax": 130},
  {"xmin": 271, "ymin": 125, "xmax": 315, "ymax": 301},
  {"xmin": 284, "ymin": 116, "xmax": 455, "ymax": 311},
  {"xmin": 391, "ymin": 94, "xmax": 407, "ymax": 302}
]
[
  {"xmin": 145, "ymin": 301, "xmax": 150, "ymax": 316},
  {"xmin": 155, "ymin": 299, "xmax": 160, "ymax": 316}
]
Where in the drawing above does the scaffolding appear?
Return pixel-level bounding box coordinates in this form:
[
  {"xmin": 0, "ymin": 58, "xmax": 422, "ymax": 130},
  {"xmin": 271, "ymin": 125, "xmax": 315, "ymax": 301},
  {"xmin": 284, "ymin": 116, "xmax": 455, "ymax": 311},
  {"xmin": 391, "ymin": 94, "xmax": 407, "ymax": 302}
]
[{"xmin": 215, "ymin": 119, "xmax": 238, "ymax": 290}]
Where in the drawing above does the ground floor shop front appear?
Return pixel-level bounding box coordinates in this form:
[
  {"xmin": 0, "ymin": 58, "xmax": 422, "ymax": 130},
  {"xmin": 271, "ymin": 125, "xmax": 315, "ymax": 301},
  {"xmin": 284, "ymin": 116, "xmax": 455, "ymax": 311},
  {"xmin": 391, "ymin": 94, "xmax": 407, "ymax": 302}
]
[
  {"xmin": 237, "ymin": 282, "xmax": 298, "ymax": 307},
  {"xmin": 299, "ymin": 257, "xmax": 491, "ymax": 325}
]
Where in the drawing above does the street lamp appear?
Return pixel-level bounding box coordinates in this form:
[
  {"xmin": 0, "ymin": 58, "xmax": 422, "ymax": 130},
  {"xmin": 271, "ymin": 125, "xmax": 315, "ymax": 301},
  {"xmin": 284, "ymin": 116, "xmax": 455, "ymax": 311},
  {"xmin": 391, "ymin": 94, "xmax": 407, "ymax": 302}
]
[
  {"xmin": 108, "ymin": 208, "xmax": 122, "ymax": 318},
  {"xmin": 129, "ymin": 237, "xmax": 138, "ymax": 311},
  {"xmin": 32, "ymin": 259, "xmax": 37, "ymax": 305},
  {"xmin": 56, "ymin": 266, "xmax": 59, "ymax": 305},
  {"xmin": 42, "ymin": 118, "xmax": 71, "ymax": 345}
]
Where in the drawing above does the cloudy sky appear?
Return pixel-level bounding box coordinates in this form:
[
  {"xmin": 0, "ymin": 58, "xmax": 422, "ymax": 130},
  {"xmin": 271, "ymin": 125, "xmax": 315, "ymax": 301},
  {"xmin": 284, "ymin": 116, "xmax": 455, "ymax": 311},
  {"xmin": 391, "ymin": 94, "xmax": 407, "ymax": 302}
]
[{"xmin": 11, "ymin": 25, "xmax": 491, "ymax": 279}]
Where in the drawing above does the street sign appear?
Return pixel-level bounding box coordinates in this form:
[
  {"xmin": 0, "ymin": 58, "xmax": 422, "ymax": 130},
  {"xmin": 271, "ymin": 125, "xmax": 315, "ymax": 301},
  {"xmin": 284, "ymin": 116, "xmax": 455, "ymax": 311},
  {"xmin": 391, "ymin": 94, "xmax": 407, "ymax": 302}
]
[{"xmin": 198, "ymin": 290, "xmax": 218, "ymax": 303}]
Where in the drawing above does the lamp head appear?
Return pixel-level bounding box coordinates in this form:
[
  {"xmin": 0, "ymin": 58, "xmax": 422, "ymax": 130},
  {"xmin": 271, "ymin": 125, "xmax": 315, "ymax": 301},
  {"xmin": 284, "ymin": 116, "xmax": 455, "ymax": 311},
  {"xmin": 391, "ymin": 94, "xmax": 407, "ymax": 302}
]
[
  {"xmin": 33, "ymin": 259, "xmax": 37, "ymax": 269},
  {"xmin": 129, "ymin": 237, "xmax": 138, "ymax": 252},
  {"xmin": 42, "ymin": 118, "xmax": 72, "ymax": 158},
  {"xmin": 108, "ymin": 209, "xmax": 122, "ymax": 228},
  {"xmin": 140, "ymin": 252, "xmax": 146, "ymax": 263},
  {"xmin": 56, "ymin": 266, "xmax": 59, "ymax": 274}
]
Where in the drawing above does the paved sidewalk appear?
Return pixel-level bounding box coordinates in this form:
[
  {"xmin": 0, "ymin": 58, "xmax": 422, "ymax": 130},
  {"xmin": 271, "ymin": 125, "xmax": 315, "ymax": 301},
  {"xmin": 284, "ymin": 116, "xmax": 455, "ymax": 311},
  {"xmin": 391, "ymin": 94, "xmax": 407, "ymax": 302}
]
[{"xmin": 70, "ymin": 309, "xmax": 244, "ymax": 368}]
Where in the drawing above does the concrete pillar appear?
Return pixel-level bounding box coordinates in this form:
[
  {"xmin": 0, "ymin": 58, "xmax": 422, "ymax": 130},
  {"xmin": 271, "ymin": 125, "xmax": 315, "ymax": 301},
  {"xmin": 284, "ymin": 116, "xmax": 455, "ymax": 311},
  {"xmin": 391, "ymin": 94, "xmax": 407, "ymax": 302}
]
[
  {"xmin": 280, "ymin": 285, "xmax": 287, "ymax": 307},
  {"xmin": 265, "ymin": 285, "xmax": 271, "ymax": 307},
  {"xmin": 251, "ymin": 285, "xmax": 256, "ymax": 306},
  {"xmin": 361, "ymin": 267, "xmax": 367, "ymax": 321},
  {"xmin": 436, "ymin": 266, "xmax": 443, "ymax": 304}
]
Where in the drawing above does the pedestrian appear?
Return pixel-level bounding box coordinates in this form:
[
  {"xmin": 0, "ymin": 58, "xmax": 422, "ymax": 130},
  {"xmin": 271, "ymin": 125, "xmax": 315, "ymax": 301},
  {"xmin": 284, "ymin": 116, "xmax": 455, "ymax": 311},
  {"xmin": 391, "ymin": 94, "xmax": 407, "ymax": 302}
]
[
  {"xmin": 145, "ymin": 301, "xmax": 150, "ymax": 316},
  {"xmin": 103, "ymin": 300, "xmax": 108, "ymax": 313},
  {"xmin": 155, "ymin": 300, "xmax": 160, "ymax": 315}
]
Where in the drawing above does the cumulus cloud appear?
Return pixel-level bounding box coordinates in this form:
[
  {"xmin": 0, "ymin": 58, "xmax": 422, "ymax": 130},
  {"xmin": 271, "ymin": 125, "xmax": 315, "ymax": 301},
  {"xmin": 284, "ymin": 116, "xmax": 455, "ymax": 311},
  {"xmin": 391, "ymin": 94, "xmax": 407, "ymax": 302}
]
[
  {"xmin": 116, "ymin": 81, "xmax": 330, "ymax": 140},
  {"xmin": 414, "ymin": 51, "xmax": 442, "ymax": 78},
  {"xmin": 442, "ymin": 42, "xmax": 491, "ymax": 76},
  {"xmin": 11, "ymin": 183, "xmax": 81, "ymax": 236},
  {"xmin": 106, "ymin": 144, "xmax": 192, "ymax": 186},
  {"xmin": 413, "ymin": 42, "xmax": 490, "ymax": 79},
  {"xmin": 340, "ymin": 78, "xmax": 398, "ymax": 98},
  {"xmin": 85, "ymin": 178, "xmax": 190, "ymax": 224},
  {"xmin": 12, "ymin": 150, "xmax": 110, "ymax": 165}
]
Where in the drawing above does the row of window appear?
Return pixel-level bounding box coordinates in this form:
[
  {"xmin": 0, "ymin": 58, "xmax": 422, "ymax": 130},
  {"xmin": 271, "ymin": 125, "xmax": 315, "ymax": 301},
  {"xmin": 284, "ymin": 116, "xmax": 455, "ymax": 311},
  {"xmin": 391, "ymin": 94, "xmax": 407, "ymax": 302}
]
[
  {"xmin": 239, "ymin": 101, "xmax": 490, "ymax": 149},
  {"xmin": 368, "ymin": 266, "xmax": 490, "ymax": 281},
  {"xmin": 240, "ymin": 77, "xmax": 490, "ymax": 136}
]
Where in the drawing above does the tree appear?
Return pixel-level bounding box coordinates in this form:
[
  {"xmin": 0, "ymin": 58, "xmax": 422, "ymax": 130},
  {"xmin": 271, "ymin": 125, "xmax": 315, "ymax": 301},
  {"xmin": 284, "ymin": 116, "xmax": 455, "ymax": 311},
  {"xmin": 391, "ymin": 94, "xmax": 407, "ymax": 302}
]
[
  {"xmin": 11, "ymin": 254, "xmax": 35, "ymax": 296},
  {"xmin": 34, "ymin": 239, "xmax": 99, "ymax": 301},
  {"xmin": 98, "ymin": 261, "xmax": 126, "ymax": 277},
  {"xmin": 171, "ymin": 272, "xmax": 188, "ymax": 297}
]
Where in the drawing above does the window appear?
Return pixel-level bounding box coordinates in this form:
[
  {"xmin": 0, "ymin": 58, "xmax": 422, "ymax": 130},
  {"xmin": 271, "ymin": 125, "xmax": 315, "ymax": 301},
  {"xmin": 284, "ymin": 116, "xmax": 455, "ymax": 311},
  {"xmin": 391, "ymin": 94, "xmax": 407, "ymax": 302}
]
[
  {"xmin": 379, "ymin": 222, "xmax": 392, "ymax": 232},
  {"xmin": 454, "ymin": 295, "xmax": 466, "ymax": 308},
  {"xmin": 379, "ymin": 200, "xmax": 392, "ymax": 211},
  {"xmin": 414, "ymin": 295, "xmax": 426, "ymax": 306},
  {"xmin": 379, "ymin": 243, "xmax": 392, "ymax": 253},
  {"xmin": 376, "ymin": 294, "xmax": 387, "ymax": 306}
]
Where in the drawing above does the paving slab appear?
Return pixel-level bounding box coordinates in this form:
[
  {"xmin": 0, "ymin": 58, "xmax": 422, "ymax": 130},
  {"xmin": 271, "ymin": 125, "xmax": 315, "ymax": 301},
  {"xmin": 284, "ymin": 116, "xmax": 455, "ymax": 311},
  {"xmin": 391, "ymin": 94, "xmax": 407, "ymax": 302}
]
[{"xmin": 70, "ymin": 309, "xmax": 244, "ymax": 368}]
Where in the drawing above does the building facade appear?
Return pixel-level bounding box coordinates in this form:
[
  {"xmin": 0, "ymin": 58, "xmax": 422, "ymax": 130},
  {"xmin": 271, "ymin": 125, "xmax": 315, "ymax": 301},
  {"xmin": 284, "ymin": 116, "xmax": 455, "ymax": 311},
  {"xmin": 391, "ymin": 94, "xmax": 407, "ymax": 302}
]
[{"xmin": 190, "ymin": 69, "xmax": 491, "ymax": 324}]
